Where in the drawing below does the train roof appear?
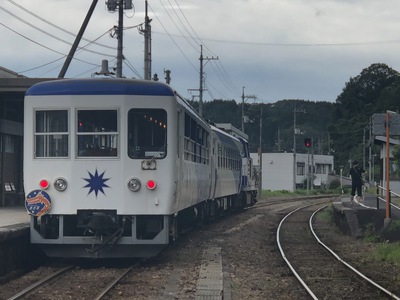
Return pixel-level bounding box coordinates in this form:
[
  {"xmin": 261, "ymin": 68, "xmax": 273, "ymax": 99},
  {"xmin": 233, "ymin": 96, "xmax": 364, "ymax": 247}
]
[
  {"xmin": 211, "ymin": 124, "xmax": 242, "ymax": 143},
  {"xmin": 25, "ymin": 78, "xmax": 175, "ymax": 97}
]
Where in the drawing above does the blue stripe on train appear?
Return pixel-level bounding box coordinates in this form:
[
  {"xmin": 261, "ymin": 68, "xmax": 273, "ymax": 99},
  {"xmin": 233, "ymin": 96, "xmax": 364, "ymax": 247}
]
[{"xmin": 26, "ymin": 78, "xmax": 175, "ymax": 97}]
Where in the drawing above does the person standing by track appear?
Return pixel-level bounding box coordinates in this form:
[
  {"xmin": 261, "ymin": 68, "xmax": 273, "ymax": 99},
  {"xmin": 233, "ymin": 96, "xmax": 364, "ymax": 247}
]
[{"xmin": 349, "ymin": 160, "xmax": 365, "ymax": 205}]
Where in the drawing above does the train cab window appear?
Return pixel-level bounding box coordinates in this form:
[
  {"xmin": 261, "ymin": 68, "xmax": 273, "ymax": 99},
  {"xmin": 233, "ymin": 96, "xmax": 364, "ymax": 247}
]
[
  {"xmin": 128, "ymin": 109, "xmax": 167, "ymax": 159},
  {"xmin": 35, "ymin": 110, "xmax": 68, "ymax": 158},
  {"xmin": 77, "ymin": 110, "xmax": 118, "ymax": 157}
]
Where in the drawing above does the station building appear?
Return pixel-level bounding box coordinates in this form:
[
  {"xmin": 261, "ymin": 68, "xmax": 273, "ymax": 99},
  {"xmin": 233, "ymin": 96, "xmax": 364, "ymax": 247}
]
[
  {"xmin": 0, "ymin": 66, "xmax": 53, "ymax": 206},
  {"xmin": 251, "ymin": 152, "xmax": 334, "ymax": 192}
]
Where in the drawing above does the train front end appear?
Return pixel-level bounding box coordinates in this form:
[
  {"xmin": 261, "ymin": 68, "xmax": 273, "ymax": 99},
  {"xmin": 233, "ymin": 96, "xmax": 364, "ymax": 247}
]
[{"xmin": 23, "ymin": 79, "xmax": 178, "ymax": 258}]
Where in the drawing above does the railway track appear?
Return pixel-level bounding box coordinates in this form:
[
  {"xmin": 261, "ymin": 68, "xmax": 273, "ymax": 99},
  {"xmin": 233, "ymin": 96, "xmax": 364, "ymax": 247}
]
[
  {"xmin": 3, "ymin": 196, "xmax": 400, "ymax": 299},
  {"xmin": 277, "ymin": 203, "xmax": 400, "ymax": 299},
  {"xmin": 5, "ymin": 263, "xmax": 137, "ymax": 300}
]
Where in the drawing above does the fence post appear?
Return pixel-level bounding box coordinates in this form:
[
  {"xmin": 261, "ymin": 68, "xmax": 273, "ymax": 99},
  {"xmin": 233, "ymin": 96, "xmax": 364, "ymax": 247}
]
[{"xmin": 376, "ymin": 186, "xmax": 379, "ymax": 210}]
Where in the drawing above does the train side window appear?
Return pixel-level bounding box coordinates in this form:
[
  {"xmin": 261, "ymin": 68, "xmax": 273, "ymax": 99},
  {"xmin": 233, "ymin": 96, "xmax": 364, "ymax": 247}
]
[
  {"xmin": 35, "ymin": 110, "xmax": 69, "ymax": 158},
  {"xmin": 77, "ymin": 110, "xmax": 118, "ymax": 157},
  {"xmin": 128, "ymin": 109, "xmax": 167, "ymax": 159},
  {"xmin": 183, "ymin": 113, "xmax": 209, "ymax": 164}
]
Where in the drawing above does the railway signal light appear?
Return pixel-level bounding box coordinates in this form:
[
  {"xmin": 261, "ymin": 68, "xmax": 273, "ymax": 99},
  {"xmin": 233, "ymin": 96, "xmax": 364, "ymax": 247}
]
[{"xmin": 304, "ymin": 138, "xmax": 311, "ymax": 148}]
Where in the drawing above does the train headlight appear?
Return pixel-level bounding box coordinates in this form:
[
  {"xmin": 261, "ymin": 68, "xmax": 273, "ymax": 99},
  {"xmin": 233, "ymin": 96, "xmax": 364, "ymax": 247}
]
[
  {"xmin": 39, "ymin": 179, "xmax": 50, "ymax": 190},
  {"xmin": 54, "ymin": 177, "xmax": 68, "ymax": 191},
  {"xmin": 128, "ymin": 177, "xmax": 141, "ymax": 192},
  {"xmin": 146, "ymin": 180, "xmax": 157, "ymax": 190}
]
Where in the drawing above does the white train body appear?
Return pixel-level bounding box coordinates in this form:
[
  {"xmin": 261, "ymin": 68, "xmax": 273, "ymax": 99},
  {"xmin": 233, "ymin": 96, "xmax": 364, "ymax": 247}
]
[{"xmin": 23, "ymin": 78, "xmax": 257, "ymax": 258}]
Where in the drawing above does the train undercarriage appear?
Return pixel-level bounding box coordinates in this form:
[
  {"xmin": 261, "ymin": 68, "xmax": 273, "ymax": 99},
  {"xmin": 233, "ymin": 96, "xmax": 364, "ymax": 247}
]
[{"xmin": 31, "ymin": 191, "xmax": 257, "ymax": 258}]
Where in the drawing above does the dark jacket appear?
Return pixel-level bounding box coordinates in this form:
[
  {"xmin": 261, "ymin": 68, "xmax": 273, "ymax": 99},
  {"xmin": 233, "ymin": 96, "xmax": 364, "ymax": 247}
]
[{"xmin": 350, "ymin": 166, "xmax": 365, "ymax": 185}]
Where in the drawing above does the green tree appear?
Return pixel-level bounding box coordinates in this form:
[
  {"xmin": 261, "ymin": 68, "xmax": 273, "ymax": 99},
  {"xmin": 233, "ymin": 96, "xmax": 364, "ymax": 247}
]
[{"xmin": 330, "ymin": 63, "xmax": 400, "ymax": 173}]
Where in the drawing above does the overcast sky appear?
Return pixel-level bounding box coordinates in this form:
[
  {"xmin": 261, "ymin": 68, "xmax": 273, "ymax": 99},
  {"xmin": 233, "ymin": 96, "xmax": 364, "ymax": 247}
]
[{"xmin": 2, "ymin": 0, "xmax": 400, "ymax": 103}]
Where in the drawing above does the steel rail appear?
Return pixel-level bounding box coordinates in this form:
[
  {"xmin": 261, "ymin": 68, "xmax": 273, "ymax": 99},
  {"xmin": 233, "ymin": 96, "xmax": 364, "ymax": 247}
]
[
  {"xmin": 309, "ymin": 206, "xmax": 400, "ymax": 300},
  {"xmin": 94, "ymin": 264, "xmax": 136, "ymax": 300},
  {"xmin": 6, "ymin": 265, "xmax": 75, "ymax": 300},
  {"xmin": 276, "ymin": 203, "xmax": 319, "ymax": 300}
]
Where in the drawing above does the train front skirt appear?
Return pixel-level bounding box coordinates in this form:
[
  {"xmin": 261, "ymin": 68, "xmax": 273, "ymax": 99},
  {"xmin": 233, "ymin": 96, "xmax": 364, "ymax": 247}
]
[{"xmin": 30, "ymin": 213, "xmax": 170, "ymax": 258}]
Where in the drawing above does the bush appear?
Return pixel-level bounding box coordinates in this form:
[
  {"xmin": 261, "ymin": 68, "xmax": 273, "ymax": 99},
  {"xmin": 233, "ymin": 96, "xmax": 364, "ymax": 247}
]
[{"xmin": 329, "ymin": 178, "xmax": 341, "ymax": 190}]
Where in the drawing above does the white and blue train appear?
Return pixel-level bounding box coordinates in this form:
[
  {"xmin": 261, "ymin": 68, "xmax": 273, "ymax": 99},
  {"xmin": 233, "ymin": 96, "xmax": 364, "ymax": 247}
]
[{"xmin": 23, "ymin": 78, "xmax": 257, "ymax": 258}]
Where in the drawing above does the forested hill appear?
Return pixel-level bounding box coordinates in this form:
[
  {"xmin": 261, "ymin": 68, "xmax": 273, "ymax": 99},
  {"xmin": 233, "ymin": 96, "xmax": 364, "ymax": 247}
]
[
  {"xmin": 189, "ymin": 63, "xmax": 400, "ymax": 174},
  {"xmin": 189, "ymin": 98, "xmax": 334, "ymax": 155}
]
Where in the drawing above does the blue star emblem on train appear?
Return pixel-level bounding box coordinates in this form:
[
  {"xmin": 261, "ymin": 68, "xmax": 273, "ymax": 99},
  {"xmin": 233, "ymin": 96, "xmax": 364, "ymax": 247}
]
[{"xmin": 83, "ymin": 169, "xmax": 110, "ymax": 197}]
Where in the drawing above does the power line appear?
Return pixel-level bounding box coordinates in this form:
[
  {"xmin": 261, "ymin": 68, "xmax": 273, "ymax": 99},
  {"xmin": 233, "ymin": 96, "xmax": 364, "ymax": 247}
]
[
  {"xmin": 124, "ymin": 58, "xmax": 144, "ymax": 79},
  {"xmin": 0, "ymin": 22, "xmax": 103, "ymax": 75},
  {"xmin": 0, "ymin": 5, "xmax": 115, "ymax": 58},
  {"xmin": 153, "ymin": 30, "xmax": 400, "ymax": 47},
  {"xmin": 159, "ymin": 0, "xmax": 198, "ymax": 51},
  {"xmin": 167, "ymin": 0, "xmax": 200, "ymax": 48},
  {"xmin": 6, "ymin": 0, "xmax": 116, "ymax": 50},
  {"xmin": 155, "ymin": 1, "xmax": 241, "ymax": 100},
  {"xmin": 148, "ymin": 3, "xmax": 198, "ymax": 72}
]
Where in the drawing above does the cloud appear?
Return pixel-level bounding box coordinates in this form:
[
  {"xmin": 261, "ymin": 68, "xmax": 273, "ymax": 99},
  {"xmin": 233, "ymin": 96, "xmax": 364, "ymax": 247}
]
[{"xmin": 2, "ymin": 0, "xmax": 400, "ymax": 102}]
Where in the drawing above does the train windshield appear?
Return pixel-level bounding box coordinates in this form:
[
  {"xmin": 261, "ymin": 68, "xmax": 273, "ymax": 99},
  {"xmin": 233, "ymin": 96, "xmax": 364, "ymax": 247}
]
[
  {"xmin": 35, "ymin": 110, "xmax": 69, "ymax": 158},
  {"xmin": 128, "ymin": 109, "xmax": 167, "ymax": 159},
  {"xmin": 77, "ymin": 110, "xmax": 118, "ymax": 157}
]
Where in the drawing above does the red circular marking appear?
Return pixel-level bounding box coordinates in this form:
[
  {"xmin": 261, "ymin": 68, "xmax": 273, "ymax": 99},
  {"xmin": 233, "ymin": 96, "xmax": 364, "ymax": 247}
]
[
  {"xmin": 146, "ymin": 180, "xmax": 156, "ymax": 190},
  {"xmin": 39, "ymin": 179, "xmax": 49, "ymax": 189}
]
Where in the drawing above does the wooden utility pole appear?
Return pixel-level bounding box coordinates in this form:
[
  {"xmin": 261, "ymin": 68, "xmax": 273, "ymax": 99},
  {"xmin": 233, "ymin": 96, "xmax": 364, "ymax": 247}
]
[
  {"xmin": 58, "ymin": 0, "xmax": 98, "ymax": 78},
  {"xmin": 198, "ymin": 45, "xmax": 218, "ymax": 117},
  {"xmin": 141, "ymin": 0, "xmax": 152, "ymax": 80},
  {"xmin": 116, "ymin": 0, "xmax": 124, "ymax": 78},
  {"xmin": 241, "ymin": 86, "xmax": 256, "ymax": 132}
]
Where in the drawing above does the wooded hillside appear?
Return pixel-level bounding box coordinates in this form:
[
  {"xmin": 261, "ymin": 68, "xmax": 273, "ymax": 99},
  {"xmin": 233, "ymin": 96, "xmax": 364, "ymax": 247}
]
[{"xmin": 190, "ymin": 63, "xmax": 400, "ymax": 177}]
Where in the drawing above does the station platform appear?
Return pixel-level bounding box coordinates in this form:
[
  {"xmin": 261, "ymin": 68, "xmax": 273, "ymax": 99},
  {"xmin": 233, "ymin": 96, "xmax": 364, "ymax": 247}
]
[
  {"xmin": 339, "ymin": 194, "xmax": 382, "ymax": 210},
  {"xmin": 0, "ymin": 206, "xmax": 29, "ymax": 228},
  {"xmin": 0, "ymin": 206, "xmax": 36, "ymax": 279},
  {"xmin": 333, "ymin": 194, "xmax": 398, "ymax": 237},
  {"xmin": 0, "ymin": 206, "xmax": 30, "ymax": 245}
]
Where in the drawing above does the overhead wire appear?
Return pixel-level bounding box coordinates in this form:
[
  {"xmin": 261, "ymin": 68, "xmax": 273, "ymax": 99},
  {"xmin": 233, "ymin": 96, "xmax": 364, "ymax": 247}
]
[
  {"xmin": 148, "ymin": 3, "xmax": 198, "ymax": 72},
  {"xmin": 0, "ymin": 5, "xmax": 115, "ymax": 58},
  {"xmin": 153, "ymin": 30, "xmax": 400, "ymax": 47},
  {"xmin": 6, "ymin": 0, "xmax": 116, "ymax": 50},
  {"xmin": 2, "ymin": 1, "xmax": 147, "ymax": 79},
  {"xmin": 158, "ymin": 0, "xmax": 199, "ymax": 52},
  {"xmin": 167, "ymin": 0, "xmax": 200, "ymax": 48},
  {"xmin": 209, "ymin": 61, "xmax": 238, "ymax": 97},
  {"xmin": 124, "ymin": 58, "xmax": 143, "ymax": 79},
  {"xmin": 163, "ymin": 0, "xmax": 241, "ymax": 100},
  {"xmin": 0, "ymin": 22, "xmax": 99, "ymax": 74}
]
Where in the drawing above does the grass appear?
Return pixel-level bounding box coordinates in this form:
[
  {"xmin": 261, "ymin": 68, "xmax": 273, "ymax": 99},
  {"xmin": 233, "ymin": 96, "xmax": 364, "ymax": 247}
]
[
  {"xmin": 363, "ymin": 223, "xmax": 380, "ymax": 243},
  {"xmin": 374, "ymin": 242, "xmax": 400, "ymax": 266},
  {"xmin": 315, "ymin": 204, "xmax": 334, "ymax": 222}
]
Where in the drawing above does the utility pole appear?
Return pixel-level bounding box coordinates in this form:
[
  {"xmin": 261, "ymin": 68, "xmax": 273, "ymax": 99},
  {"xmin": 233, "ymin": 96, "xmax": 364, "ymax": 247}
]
[
  {"xmin": 198, "ymin": 45, "xmax": 218, "ymax": 117},
  {"xmin": 259, "ymin": 107, "xmax": 263, "ymax": 195},
  {"xmin": 116, "ymin": 0, "xmax": 124, "ymax": 78},
  {"xmin": 140, "ymin": 0, "xmax": 152, "ymax": 80},
  {"xmin": 241, "ymin": 86, "xmax": 257, "ymax": 132},
  {"xmin": 106, "ymin": 0, "xmax": 133, "ymax": 78},
  {"xmin": 58, "ymin": 0, "xmax": 98, "ymax": 78},
  {"xmin": 293, "ymin": 104, "xmax": 306, "ymax": 191}
]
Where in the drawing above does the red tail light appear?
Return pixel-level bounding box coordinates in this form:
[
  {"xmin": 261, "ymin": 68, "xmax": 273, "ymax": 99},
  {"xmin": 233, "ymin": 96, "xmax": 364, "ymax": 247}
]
[
  {"xmin": 146, "ymin": 180, "xmax": 156, "ymax": 190},
  {"xmin": 39, "ymin": 179, "xmax": 50, "ymax": 190}
]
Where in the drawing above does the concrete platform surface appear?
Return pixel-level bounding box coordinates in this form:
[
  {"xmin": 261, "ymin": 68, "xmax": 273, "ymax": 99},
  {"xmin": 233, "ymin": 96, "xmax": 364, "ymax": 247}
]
[
  {"xmin": 340, "ymin": 194, "xmax": 381, "ymax": 209},
  {"xmin": 0, "ymin": 206, "xmax": 29, "ymax": 227}
]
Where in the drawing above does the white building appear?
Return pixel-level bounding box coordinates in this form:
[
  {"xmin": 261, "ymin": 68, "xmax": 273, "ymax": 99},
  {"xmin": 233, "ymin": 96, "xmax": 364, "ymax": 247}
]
[{"xmin": 250, "ymin": 152, "xmax": 334, "ymax": 192}]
